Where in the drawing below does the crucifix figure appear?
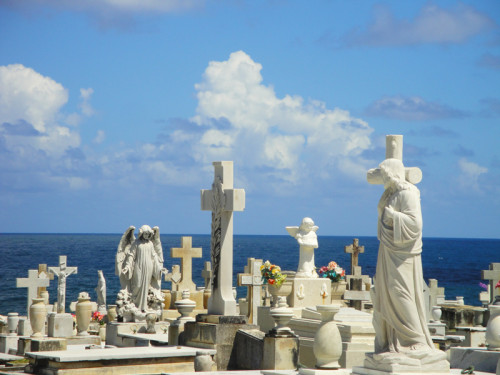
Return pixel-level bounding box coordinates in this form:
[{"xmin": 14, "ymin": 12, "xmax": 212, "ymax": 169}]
[
  {"xmin": 344, "ymin": 238, "xmax": 365, "ymax": 276},
  {"xmin": 201, "ymin": 161, "xmax": 245, "ymax": 316},
  {"xmin": 17, "ymin": 269, "xmax": 50, "ymax": 318},
  {"xmin": 49, "ymin": 255, "xmax": 78, "ymax": 314},
  {"xmin": 171, "ymin": 236, "xmax": 202, "ymax": 293},
  {"xmin": 237, "ymin": 258, "xmax": 263, "ymax": 324}
]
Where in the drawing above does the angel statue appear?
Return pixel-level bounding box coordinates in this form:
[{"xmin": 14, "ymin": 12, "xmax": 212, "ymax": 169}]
[
  {"xmin": 286, "ymin": 217, "xmax": 319, "ymax": 278},
  {"xmin": 115, "ymin": 225, "xmax": 167, "ymax": 321}
]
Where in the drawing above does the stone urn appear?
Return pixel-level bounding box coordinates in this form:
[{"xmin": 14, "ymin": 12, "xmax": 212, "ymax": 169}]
[
  {"xmin": 30, "ymin": 298, "xmax": 47, "ymax": 338},
  {"xmin": 146, "ymin": 312, "xmax": 157, "ymax": 334},
  {"xmin": 486, "ymin": 305, "xmax": 500, "ymax": 350},
  {"xmin": 194, "ymin": 350, "xmax": 215, "ymax": 371},
  {"xmin": 40, "ymin": 290, "xmax": 49, "ymax": 305},
  {"xmin": 7, "ymin": 312, "xmax": 19, "ymax": 336},
  {"xmin": 431, "ymin": 306, "xmax": 442, "ymax": 322},
  {"xmin": 268, "ymin": 282, "xmax": 293, "ymax": 308},
  {"xmin": 76, "ymin": 294, "xmax": 92, "ymax": 336},
  {"xmin": 99, "ymin": 325, "xmax": 106, "ymax": 342},
  {"xmin": 331, "ymin": 280, "xmax": 347, "ymax": 302},
  {"xmin": 314, "ymin": 304, "xmax": 342, "ymax": 369},
  {"xmin": 107, "ymin": 305, "xmax": 117, "ymax": 322},
  {"xmin": 163, "ymin": 291, "xmax": 172, "ymax": 310}
]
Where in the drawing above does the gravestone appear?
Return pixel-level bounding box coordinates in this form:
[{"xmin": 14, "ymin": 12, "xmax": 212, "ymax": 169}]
[
  {"xmin": 482, "ymin": 263, "xmax": 500, "ymax": 303},
  {"xmin": 429, "ymin": 278, "xmax": 446, "ymax": 307},
  {"xmin": 344, "ymin": 266, "xmax": 371, "ymax": 311},
  {"xmin": 201, "ymin": 262, "xmax": 212, "ymax": 291},
  {"xmin": 201, "ymin": 161, "xmax": 245, "ymax": 316},
  {"xmin": 16, "ymin": 270, "xmax": 50, "ymax": 318},
  {"xmin": 49, "ymin": 256, "xmax": 78, "ymax": 314},
  {"xmin": 345, "ymin": 239, "xmax": 365, "ymax": 276},
  {"xmin": 171, "ymin": 237, "xmax": 202, "ymax": 293},
  {"xmin": 237, "ymin": 258, "xmax": 263, "ymax": 324}
]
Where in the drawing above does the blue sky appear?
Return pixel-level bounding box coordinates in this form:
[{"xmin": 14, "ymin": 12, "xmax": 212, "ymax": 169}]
[{"xmin": 0, "ymin": 1, "xmax": 499, "ymax": 238}]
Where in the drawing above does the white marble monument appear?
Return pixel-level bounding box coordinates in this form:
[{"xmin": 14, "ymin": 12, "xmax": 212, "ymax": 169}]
[
  {"xmin": 49, "ymin": 255, "xmax": 78, "ymax": 314},
  {"xmin": 286, "ymin": 217, "xmax": 319, "ymax": 278},
  {"xmin": 201, "ymin": 161, "xmax": 245, "ymax": 316}
]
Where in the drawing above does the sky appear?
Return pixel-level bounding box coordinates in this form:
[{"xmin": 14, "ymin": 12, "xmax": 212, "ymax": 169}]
[{"xmin": 0, "ymin": 0, "xmax": 499, "ymax": 238}]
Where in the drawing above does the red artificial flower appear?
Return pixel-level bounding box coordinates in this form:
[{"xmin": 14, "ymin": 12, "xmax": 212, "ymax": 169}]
[
  {"xmin": 495, "ymin": 280, "xmax": 500, "ymax": 289},
  {"xmin": 268, "ymin": 278, "xmax": 275, "ymax": 285}
]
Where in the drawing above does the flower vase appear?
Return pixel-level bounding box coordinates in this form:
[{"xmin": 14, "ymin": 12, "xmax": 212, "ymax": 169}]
[
  {"xmin": 107, "ymin": 305, "xmax": 117, "ymax": 322},
  {"xmin": 268, "ymin": 282, "xmax": 292, "ymax": 308},
  {"xmin": 99, "ymin": 325, "xmax": 106, "ymax": 342},
  {"xmin": 7, "ymin": 313, "xmax": 19, "ymax": 336},
  {"xmin": 486, "ymin": 305, "xmax": 500, "ymax": 350},
  {"xmin": 314, "ymin": 304, "xmax": 342, "ymax": 369},
  {"xmin": 76, "ymin": 295, "xmax": 92, "ymax": 336},
  {"xmin": 30, "ymin": 298, "xmax": 47, "ymax": 338},
  {"xmin": 330, "ymin": 280, "xmax": 347, "ymax": 302}
]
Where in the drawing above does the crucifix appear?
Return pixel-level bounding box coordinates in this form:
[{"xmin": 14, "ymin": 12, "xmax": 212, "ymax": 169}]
[
  {"xmin": 49, "ymin": 255, "xmax": 78, "ymax": 314},
  {"xmin": 237, "ymin": 258, "xmax": 263, "ymax": 324},
  {"xmin": 367, "ymin": 135, "xmax": 422, "ymax": 185},
  {"xmin": 344, "ymin": 238, "xmax": 365, "ymax": 276},
  {"xmin": 482, "ymin": 263, "xmax": 500, "ymax": 303},
  {"xmin": 201, "ymin": 161, "xmax": 245, "ymax": 316},
  {"xmin": 171, "ymin": 236, "xmax": 202, "ymax": 293},
  {"xmin": 201, "ymin": 261, "xmax": 212, "ymax": 292},
  {"xmin": 16, "ymin": 269, "xmax": 50, "ymax": 318}
]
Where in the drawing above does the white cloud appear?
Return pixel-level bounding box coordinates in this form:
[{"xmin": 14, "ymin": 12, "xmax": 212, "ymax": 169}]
[
  {"xmin": 0, "ymin": 64, "xmax": 80, "ymax": 157},
  {"xmin": 458, "ymin": 158, "xmax": 488, "ymax": 191},
  {"xmin": 342, "ymin": 3, "xmax": 496, "ymax": 47},
  {"xmin": 93, "ymin": 130, "xmax": 106, "ymax": 144},
  {"xmin": 79, "ymin": 88, "xmax": 95, "ymax": 117},
  {"xmin": 187, "ymin": 51, "xmax": 373, "ymax": 186},
  {"xmin": 365, "ymin": 96, "xmax": 466, "ymax": 121}
]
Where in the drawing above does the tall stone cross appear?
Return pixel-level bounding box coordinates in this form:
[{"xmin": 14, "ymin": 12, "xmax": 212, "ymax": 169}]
[
  {"xmin": 171, "ymin": 236, "xmax": 202, "ymax": 293},
  {"xmin": 37, "ymin": 263, "xmax": 54, "ymax": 298},
  {"xmin": 49, "ymin": 255, "xmax": 78, "ymax": 314},
  {"xmin": 201, "ymin": 161, "xmax": 245, "ymax": 316},
  {"xmin": 201, "ymin": 261, "xmax": 212, "ymax": 291},
  {"xmin": 367, "ymin": 135, "xmax": 422, "ymax": 185},
  {"xmin": 344, "ymin": 238, "xmax": 365, "ymax": 276},
  {"xmin": 16, "ymin": 269, "xmax": 50, "ymax": 318},
  {"xmin": 237, "ymin": 258, "xmax": 263, "ymax": 324},
  {"xmin": 482, "ymin": 263, "xmax": 500, "ymax": 303}
]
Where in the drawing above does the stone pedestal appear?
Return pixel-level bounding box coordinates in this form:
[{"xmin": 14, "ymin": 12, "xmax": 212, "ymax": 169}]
[
  {"xmin": 170, "ymin": 290, "xmax": 204, "ymax": 310},
  {"xmin": 262, "ymin": 335, "xmax": 299, "ymax": 370},
  {"xmin": 105, "ymin": 321, "xmax": 170, "ymax": 347},
  {"xmin": 181, "ymin": 314, "xmax": 257, "ymax": 370},
  {"xmin": 427, "ymin": 321, "xmax": 446, "ymax": 337},
  {"xmin": 48, "ymin": 313, "xmax": 74, "ymax": 338},
  {"xmin": 450, "ymin": 347, "xmax": 500, "ymax": 373},
  {"xmin": 0, "ymin": 334, "xmax": 27, "ymax": 354},
  {"xmin": 454, "ymin": 326, "xmax": 486, "ymax": 347},
  {"xmin": 17, "ymin": 337, "xmax": 67, "ymax": 355},
  {"xmin": 337, "ymin": 322, "xmax": 375, "ymax": 369},
  {"xmin": 287, "ymin": 276, "xmax": 332, "ymax": 309}
]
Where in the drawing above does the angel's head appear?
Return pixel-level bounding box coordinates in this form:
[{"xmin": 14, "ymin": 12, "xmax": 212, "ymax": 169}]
[
  {"xmin": 299, "ymin": 217, "xmax": 316, "ymax": 232},
  {"xmin": 139, "ymin": 225, "xmax": 154, "ymax": 241}
]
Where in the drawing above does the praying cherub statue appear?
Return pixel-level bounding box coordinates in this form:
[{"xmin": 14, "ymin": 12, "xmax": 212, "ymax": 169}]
[{"xmin": 286, "ymin": 217, "xmax": 319, "ymax": 278}]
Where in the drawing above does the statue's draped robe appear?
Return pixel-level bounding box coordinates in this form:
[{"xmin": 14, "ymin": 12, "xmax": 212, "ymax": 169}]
[
  {"xmin": 373, "ymin": 184, "xmax": 433, "ymax": 353},
  {"xmin": 124, "ymin": 239, "xmax": 162, "ymax": 311}
]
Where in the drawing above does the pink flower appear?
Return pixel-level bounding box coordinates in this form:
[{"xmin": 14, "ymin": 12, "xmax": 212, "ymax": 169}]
[
  {"xmin": 495, "ymin": 280, "xmax": 500, "ymax": 289},
  {"xmin": 327, "ymin": 261, "xmax": 337, "ymax": 271}
]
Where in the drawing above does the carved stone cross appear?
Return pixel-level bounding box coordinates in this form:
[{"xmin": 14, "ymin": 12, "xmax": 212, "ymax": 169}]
[
  {"xmin": 164, "ymin": 265, "xmax": 181, "ymax": 292},
  {"xmin": 49, "ymin": 255, "xmax": 78, "ymax": 314},
  {"xmin": 344, "ymin": 238, "xmax": 365, "ymax": 276},
  {"xmin": 201, "ymin": 161, "xmax": 245, "ymax": 316},
  {"xmin": 367, "ymin": 135, "xmax": 422, "ymax": 185},
  {"xmin": 428, "ymin": 278, "xmax": 446, "ymax": 307},
  {"xmin": 201, "ymin": 261, "xmax": 212, "ymax": 291},
  {"xmin": 16, "ymin": 269, "xmax": 50, "ymax": 318},
  {"xmin": 482, "ymin": 263, "xmax": 500, "ymax": 303},
  {"xmin": 37, "ymin": 263, "xmax": 54, "ymax": 297},
  {"xmin": 171, "ymin": 236, "xmax": 202, "ymax": 293},
  {"xmin": 237, "ymin": 258, "xmax": 263, "ymax": 324}
]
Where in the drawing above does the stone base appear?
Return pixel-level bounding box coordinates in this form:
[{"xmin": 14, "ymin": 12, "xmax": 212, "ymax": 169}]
[
  {"xmin": 105, "ymin": 321, "xmax": 170, "ymax": 347},
  {"xmin": 182, "ymin": 314, "xmax": 257, "ymax": 370},
  {"xmin": 427, "ymin": 321, "xmax": 446, "ymax": 337},
  {"xmin": 449, "ymin": 347, "xmax": 500, "ymax": 373},
  {"xmin": 48, "ymin": 313, "xmax": 74, "ymax": 338},
  {"xmin": 352, "ymin": 350, "xmax": 450, "ymax": 374},
  {"xmin": 0, "ymin": 334, "xmax": 26, "ymax": 354},
  {"xmin": 262, "ymin": 335, "xmax": 299, "ymax": 370},
  {"xmin": 299, "ymin": 369, "xmax": 351, "ymax": 375},
  {"xmin": 454, "ymin": 326, "xmax": 486, "ymax": 347},
  {"xmin": 18, "ymin": 337, "xmax": 67, "ymax": 355},
  {"xmin": 25, "ymin": 346, "xmax": 212, "ymax": 375}
]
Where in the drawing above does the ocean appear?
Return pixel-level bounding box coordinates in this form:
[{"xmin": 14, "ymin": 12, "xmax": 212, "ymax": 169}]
[{"xmin": 0, "ymin": 234, "xmax": 498, "ymax": 316}]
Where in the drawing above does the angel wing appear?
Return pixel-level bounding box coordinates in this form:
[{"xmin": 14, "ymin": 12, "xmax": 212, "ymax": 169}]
[
  {"xmin": 152, "ymin": 226, "xmax": 163, "ymax": 264},
  {"xmin": 116, "ymin": 226, "xmax": 135, "ymax": 276},
  {"xmin": 286, "ymin": 226, "xmax": 299, "ymax": 238}
]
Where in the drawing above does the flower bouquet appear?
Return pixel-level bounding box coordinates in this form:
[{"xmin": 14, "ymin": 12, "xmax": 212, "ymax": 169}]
[
  {"xmin": 92, "ymin": 311, "xmax": 105, "ymax": 326},
  {"xmin": 318, "ymin": 261, "xmax": 345, "ymax": 282},
  {"xmin": 261, "ymin": 260, "xmax": 287, "ymax": 287}
]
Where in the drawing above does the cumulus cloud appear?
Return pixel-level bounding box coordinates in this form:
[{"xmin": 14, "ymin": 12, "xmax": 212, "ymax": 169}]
[
  {"xmin": 186, "ymin": 51, "xmax": 373, "ymax": 187},
  {"xmin": 365, "ymin": 96, "xmax": 467, "ymax": 121},
  {"xmin": 458, "ymin": 158, "xmax": 488, "ymax": 191},
  {"xmin": 341, "ymin": 3, "xmax": 496, "ymax": 47}
]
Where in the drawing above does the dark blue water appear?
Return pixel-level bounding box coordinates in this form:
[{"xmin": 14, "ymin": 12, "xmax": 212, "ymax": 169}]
[{"xmin": 0, "ymin": 234, "xmax": 498, "ymax": 316}]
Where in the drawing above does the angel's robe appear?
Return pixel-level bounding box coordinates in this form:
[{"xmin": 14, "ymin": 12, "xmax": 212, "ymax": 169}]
[
  {"xmin": 372, "ymin": 183, "xmax": 434, "ymax": 353},
  {"xmin": 124, "ymin": 239, "xmax": 163, "ymax": 311}
]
